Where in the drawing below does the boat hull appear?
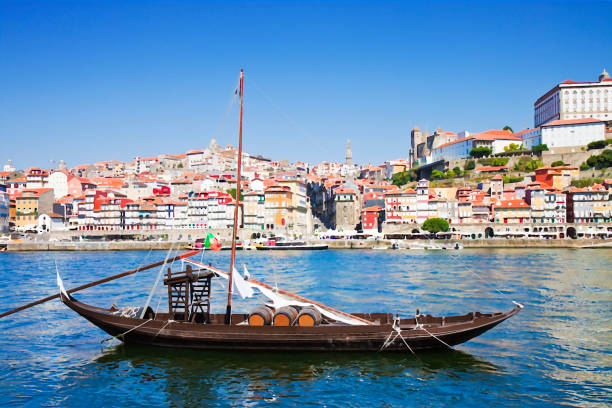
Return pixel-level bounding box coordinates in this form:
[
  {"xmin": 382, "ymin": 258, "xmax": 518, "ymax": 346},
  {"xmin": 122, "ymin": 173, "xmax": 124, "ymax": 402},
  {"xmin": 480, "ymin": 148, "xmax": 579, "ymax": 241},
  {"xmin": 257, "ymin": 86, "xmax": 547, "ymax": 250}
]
[{"xmin": 61, "ymin": 294, "xmax": 520, "ymax": 352}]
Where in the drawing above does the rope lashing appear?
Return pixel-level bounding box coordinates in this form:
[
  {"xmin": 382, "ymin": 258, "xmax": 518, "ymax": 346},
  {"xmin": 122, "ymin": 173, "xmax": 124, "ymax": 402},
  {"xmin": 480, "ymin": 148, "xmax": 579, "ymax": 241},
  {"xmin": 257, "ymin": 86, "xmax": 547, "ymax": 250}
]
[
  {"xmin": 414, "ymin": 311, "xmax": 452, "ymax": 349},
  {"xmin": 101, "ymin": 318, "xmax": 153, "ymax": 343},
  {"xmin": 379, "ymin": 315, "xmax": 415, "ymax": 354},
  {"xmin": 152, "ymin": 319, "xmax": 175, "ymax": 341}
]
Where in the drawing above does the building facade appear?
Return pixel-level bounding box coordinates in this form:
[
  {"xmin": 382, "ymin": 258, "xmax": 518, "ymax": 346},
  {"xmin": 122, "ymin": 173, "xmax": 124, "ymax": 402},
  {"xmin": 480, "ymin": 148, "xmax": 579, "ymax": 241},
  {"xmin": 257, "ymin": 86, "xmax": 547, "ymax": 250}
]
[{"xmin": 534, "ymin": 69, "xmax": 612, "ymax": 128}]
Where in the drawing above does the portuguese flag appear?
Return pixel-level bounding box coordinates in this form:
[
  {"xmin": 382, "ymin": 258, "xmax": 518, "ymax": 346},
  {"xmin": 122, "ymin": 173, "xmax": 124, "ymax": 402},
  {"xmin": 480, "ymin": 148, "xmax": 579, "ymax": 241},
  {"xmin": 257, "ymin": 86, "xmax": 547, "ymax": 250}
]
[{"xmin": 204, "ymin": 232, "xmax": 221, "ymax": 251}]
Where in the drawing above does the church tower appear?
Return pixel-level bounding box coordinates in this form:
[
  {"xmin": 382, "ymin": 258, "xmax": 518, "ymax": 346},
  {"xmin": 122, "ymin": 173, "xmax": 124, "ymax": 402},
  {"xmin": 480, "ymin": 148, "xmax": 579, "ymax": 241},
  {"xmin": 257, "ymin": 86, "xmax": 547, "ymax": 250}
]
[{"xmin": 345, "ymin": 139, "xmax": 353, "ymax": 166}]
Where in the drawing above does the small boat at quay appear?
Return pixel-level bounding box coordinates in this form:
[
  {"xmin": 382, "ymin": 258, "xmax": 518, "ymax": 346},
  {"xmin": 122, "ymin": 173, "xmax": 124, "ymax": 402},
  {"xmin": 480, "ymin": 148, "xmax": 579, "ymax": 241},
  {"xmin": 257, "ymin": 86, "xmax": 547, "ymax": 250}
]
[
  {"xmin": 255, "ymin": 237, "xmax": 328, "ymax": 251},
  {"xmin": 0, "ymin": 69, "xmax": 521, "ymax": 353}
]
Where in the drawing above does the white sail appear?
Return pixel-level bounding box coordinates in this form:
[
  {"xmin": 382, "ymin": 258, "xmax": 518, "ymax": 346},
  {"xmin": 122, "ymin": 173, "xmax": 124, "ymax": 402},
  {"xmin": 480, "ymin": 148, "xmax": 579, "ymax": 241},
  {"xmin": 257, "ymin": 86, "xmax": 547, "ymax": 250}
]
[{"xmin": 184, "ymin": 258, "xmax": 372, "ymax": 326}]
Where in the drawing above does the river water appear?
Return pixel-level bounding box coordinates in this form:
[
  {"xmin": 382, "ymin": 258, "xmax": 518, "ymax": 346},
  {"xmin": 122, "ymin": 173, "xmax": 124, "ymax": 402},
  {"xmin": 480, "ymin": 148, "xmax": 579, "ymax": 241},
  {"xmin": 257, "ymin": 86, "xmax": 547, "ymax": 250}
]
[{"xmin": 0, "ymin": 249, "xmax": 610, "ymax": 407}]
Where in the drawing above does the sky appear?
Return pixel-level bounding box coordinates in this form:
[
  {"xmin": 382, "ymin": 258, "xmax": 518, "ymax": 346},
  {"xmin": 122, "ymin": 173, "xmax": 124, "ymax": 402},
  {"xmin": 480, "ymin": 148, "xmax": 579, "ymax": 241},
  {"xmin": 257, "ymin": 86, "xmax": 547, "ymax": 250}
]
[{"xmin": 1, "ymin": 1, "xmax": 611, "ymax": 169}]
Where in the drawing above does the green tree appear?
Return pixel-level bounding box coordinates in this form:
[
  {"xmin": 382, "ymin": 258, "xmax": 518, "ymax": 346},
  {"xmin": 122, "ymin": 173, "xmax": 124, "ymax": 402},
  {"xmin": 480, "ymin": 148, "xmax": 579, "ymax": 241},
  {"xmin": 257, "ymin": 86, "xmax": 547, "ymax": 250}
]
[
  {"xmin": 452, "ymin": 166, "xmax": 462, "ymax": 176},
  {"xmin": 391, "ymin": 168, "xmax": 418, "ymax": 186},
  {"xmin": 431, "ymin": 169, "xmax": 445, "ymax": 180},
  {"xmin": 177, "ymin": 163, "xmax": 183, "ymax": 168},
  {"xmin": 470, "ymin": 147, "xmax": 493, "ymax": 158},
  {"xmin": 587, "ymin": 140, "xmax": 609, "ymax": 150},
  {"xmin": 464, "ymin": 159, "xmax": 476, "ymax": 170},
  {"xmin": 585, "ymin": 149, "xmax": 612, "ymax": 169},
  {"xmin": 532, "ymin": 144, "xmax": 549, "ymax": 154},
  {"xmin": 444, "ymin": 170, "xmax": 455, "ymax": 179},
  {"xmin": 503, "ymin": 125, "xmax": 514, "ymax": 133},
  {"xmin": 226, "ymin": 188, "xmax": 244, "ymax": 201},
  {"xmin": 551, "ymin": 161, "xmax": 565, "ymax": 167},
  {"xmin": 422, "ymin": 218, "xmax": 450, "ymax": 234},
  {"xmin": 503, "ymin": 143, "xmax": 521, "ymax": 152}
]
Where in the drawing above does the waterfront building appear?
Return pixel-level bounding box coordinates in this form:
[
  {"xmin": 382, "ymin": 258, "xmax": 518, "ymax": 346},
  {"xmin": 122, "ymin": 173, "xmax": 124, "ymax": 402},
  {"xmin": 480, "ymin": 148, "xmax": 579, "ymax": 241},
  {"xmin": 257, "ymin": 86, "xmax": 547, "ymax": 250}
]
[
  {"xmin": 243, "ymin": 191, "xmax": 265, "ymax": 230},
  {"xmin": 416, "ymin": 179, "xmax": 430, "ymax": 223},
  {"xmin": 187, "ymin": 193, "xmax": 208, "ymax": 229},
  {"xmin": 534, "ymin": 69, "xmax": 612, "ymax": 128},
  {"xmin": 264, "ymin": 185, "xmax": 293, "ymax": 232},
  {"xmin": 36, "ymin": 213, "xmax": 66, "ymax": 233},
  {"xmin": 205, "ymin": 191, "xmax": 238, "ymax": 229},
  {"xmin": 384, "ymin": 188, "xmax": 417, "ymax": 224},
  {"xmin": 0, "ymin": 183, "xmax": 9, "ymax": 232},
  {"xmin": 361, "ymin": 206, "xmax": 384, "ymax": 232},
  {"xmin": 14, "ymin": 188, "xmax": 54, "ymax": 230},
  {"xmin": 566, "ymin": 184, "xmax": 612, "ymax": 223},
  {"xmin": 278, "ymin": 179, "xmax": 312, "ymax": 234},
  {"xmin": 492, "ymin": 199, "xmax": 531, "ymax": 224},
  {"xmin": 156, "ymin": 200, "xmax": 188, "ymax": 229},
  {"xmin": 471, "ymin": 201, "xmax": 491, "ymax": 223},
  {"xmin": 332, "ymin": 187, "xmax": 359, "ymax": 232},
  {"xmin": 457, "ymin": 200, "xmax": 473, "ymax": 223},
  {"xmin": 490, "ymin": 175, "xmax": 504, "ymax": 200}
]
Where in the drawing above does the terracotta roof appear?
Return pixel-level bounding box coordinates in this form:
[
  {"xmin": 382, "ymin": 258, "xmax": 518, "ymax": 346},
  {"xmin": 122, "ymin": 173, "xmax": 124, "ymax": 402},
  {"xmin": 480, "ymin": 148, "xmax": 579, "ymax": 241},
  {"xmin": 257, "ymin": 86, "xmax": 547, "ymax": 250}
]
[
  {"xmin": 542, "ymin": 118, "xmax": 603, "ymax": 127},
  {"xmin": 362, "ymin": 205, "xmax": 383, "ymax": 212},
  {"xmin": 334, "ymin": 187, "xmax": 356, "ymax": 195},
  {"xmin": 493, "ymin": 199, "xmax": 529, "ymax": 209},
  {"xmin": 476, "ymin": 166, "xmax": 509, "ymax": 172},
  {"xmin": 435, "ymin": 130, "xmax": 518, "ymax": 149}
]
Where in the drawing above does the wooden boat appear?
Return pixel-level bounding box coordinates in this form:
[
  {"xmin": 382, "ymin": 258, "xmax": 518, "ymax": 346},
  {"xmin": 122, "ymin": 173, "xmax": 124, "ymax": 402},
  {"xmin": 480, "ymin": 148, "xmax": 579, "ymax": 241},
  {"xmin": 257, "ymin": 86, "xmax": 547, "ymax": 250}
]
[
  {"xmin": 2, "ymin": 69, "xmax": 522, "ymax": 354},
  {"xmin": 60, "ymin": 267, "xmax": 520, "ymax": 352}
]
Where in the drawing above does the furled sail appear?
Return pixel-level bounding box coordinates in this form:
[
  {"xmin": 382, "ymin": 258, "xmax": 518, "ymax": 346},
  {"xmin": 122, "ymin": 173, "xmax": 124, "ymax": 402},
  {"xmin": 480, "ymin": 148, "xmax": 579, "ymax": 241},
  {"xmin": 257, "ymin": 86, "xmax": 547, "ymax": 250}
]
[{"xmin": 184, "ymin": 259, "xmax": 374, "ymax": 326}]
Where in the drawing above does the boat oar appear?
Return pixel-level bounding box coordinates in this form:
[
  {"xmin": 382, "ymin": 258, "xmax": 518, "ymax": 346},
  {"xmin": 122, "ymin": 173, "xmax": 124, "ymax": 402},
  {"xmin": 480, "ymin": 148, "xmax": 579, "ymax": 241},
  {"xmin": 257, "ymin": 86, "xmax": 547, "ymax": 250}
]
[{"xmin": 0, "ymin": 249, "xmax": 201, "ymax": 319}]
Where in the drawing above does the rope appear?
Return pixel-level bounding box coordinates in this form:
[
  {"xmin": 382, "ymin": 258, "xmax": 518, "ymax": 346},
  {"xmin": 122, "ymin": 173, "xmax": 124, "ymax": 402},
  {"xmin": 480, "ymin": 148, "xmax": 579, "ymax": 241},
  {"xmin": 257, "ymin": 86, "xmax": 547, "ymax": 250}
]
[
  {"xmin": 140, "ymin": 243, "xmax": 176, "ymax": 319},
  {"xmin": 414, "ymin": 312, "xmax": 452, "ymax": 349},
  {"xmin": 101, "ymin": 318, "xmax": 153, "ymax": 343},
  {"xmin": 379, "ymin": 316, "xmax": 415, "ymax": 354},
  {"xmin": 152, "ymin": 319, "xmax": 174, "ymax": 341}
]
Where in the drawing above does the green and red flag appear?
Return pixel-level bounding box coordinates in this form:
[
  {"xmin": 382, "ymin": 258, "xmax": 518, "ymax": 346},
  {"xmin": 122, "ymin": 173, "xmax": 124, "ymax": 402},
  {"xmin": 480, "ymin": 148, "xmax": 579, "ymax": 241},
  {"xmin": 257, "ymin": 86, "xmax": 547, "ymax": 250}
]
[{"xmin": 204, "ymin": 232, "xmax": 221, "ymax": 251}]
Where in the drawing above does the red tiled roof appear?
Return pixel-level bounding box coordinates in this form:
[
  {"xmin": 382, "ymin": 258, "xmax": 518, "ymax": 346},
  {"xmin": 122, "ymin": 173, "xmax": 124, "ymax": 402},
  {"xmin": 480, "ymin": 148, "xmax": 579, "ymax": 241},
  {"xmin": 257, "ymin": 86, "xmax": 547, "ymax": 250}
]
[
  {"xmin": 476, "ymin": 166, "xmax": 509, "ymax": 172},
  {"xmin": 493, "ymin": 199, "xmax": 529, "ymax": 208},
  {"xmin": 542, "ymin": 118, "xmax": 603, "ymax": 127}
]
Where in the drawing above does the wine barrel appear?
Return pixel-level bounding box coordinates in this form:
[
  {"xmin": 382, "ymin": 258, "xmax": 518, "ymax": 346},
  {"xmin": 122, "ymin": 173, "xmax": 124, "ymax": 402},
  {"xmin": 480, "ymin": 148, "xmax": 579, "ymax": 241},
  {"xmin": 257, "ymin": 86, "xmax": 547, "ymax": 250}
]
[
  {"xmin": 296, "ymin": 307, "xmax": 322, "ymax": 326},
  {"xmin": 273, "ymin": 306, "xmax": 298, "ymax": 326},
  {"xmin": 248, "ymin": 306, "xmax": 274, "ymax": 326}
]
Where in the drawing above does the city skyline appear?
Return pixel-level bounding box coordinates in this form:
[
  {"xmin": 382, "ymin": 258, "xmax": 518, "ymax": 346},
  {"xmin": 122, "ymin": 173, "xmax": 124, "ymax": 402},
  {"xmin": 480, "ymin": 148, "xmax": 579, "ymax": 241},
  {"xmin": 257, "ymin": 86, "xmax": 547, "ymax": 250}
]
[{"xmin": 2, "ymin": 1, "xmax": 611, "ymax": 169}]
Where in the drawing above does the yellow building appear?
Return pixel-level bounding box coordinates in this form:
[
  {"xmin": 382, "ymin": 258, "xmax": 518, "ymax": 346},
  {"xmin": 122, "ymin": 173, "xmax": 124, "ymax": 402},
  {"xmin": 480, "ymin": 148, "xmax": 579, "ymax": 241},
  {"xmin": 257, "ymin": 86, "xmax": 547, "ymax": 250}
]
[
  {"xmin": 14, "ymin": 188, "xmax": 54, "ymax": 229},
  {"xmin": 264, "ymin": 185, "xmax": 293, "ymax": 232},
  {"xmin": 493, "ymin": 199, "xmax": 531, "ymax": 224}
]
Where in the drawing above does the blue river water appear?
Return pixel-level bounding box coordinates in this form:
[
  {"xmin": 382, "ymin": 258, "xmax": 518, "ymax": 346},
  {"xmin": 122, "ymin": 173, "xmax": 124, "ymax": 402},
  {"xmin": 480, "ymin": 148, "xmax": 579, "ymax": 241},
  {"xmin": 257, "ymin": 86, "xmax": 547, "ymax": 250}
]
[{"xmin": 0, "ymin": 249, "xmax": 610, "ymax": 407}]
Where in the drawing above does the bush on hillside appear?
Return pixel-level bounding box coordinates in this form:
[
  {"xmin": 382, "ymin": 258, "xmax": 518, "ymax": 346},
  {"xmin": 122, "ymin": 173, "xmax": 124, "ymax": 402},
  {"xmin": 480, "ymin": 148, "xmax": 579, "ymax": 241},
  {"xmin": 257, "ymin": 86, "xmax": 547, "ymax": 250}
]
[
  {"xmin": 470, "ymin": 147, "xmax": 493, "ymax": 158},
  {"xmin": 587, "ymin": 140, "xmax": 610, "ymax": 150},
  {"xmin": 431, "ymin": 169, "xmax": 445, "ymax": 180},
  {"xmin": 551, "ymin": 161, "xmax": 566, "ymax": 167},
  {"xmin": 532, "ymin": 144, "xmax": 549, "ymax": 154},
  {"xmin": 464, "ymin": 160, "xmax": 476, "ymax": 170},
  {"xmin": 478, "ymin": 157, "xmax": 509, "ymax": 166},
  {"xmin": 585, "ymin": 149, "xmax": 612, "ymax": 170},
  {"xmin": 503, "ymin": 175, "xmax": 524, "ymax": 183},
  {"xmin": 453, "ymin": 166, "xmax": 462, "ymax": 176}
]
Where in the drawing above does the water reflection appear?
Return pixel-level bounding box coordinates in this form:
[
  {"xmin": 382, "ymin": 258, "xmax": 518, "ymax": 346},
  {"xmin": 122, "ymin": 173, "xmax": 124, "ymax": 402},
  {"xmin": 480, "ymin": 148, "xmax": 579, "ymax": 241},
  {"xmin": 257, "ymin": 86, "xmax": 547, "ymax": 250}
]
[{"xmin": 88, "ymin": 345, "xmax": 501, "ymax": 406}]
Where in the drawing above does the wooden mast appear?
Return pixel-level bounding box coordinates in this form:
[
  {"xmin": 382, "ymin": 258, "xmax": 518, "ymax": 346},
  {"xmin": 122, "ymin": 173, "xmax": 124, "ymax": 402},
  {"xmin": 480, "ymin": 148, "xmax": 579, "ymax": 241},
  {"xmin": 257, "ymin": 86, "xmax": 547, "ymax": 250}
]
[{"xmin": 225, "ymin": 69, "xmax": 244, "ymax": 325}]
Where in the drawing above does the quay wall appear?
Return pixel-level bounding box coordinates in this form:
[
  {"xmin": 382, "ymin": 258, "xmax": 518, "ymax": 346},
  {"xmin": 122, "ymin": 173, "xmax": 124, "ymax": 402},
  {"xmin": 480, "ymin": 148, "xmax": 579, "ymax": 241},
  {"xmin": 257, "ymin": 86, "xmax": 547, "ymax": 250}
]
[{"xmin": 5, "ymin": 238, "xmax": 611, "ymax": 251}]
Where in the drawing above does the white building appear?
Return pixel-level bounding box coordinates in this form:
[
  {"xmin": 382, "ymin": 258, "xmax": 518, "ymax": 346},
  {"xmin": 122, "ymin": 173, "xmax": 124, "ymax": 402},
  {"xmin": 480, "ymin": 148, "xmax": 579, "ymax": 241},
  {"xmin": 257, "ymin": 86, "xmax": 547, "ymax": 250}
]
[
  {"xmin": 534, "ymin": 69, "xmax": 612, "ymax": 128},
  {"xmin": 431, "ymin": 130, "xmax": 521, "ymax": 162},
  {"xmin": 516, "ymin": 118, "xmax": 605, "ymax": 150}
]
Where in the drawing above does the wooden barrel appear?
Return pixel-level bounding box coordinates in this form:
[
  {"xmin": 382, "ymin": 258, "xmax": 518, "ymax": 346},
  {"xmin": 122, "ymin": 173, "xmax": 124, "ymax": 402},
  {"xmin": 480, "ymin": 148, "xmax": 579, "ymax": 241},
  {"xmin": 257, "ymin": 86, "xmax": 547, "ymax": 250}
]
[
  {"xmin": 296, "ymin": 307, "xmax": 322, "ymax": 326},
  {"xmin": 248, "ymin": 306, "xmax": 274, "ymax": 326},
  {"xmin": 273, "ymin": 306, "xmax": 298, "ymax": 326}
]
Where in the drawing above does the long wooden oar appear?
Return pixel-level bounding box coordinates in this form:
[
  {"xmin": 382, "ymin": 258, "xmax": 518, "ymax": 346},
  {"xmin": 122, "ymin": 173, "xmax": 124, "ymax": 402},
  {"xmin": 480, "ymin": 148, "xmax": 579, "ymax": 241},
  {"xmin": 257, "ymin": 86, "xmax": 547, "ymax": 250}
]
[{"xmin": 0, "ymin": 249, "xmax": 201, "ymax": 319}]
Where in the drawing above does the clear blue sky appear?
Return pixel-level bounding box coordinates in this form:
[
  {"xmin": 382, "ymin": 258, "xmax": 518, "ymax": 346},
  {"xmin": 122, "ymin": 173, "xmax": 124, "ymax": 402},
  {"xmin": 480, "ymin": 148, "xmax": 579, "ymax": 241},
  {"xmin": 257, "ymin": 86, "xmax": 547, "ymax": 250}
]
[{"xmin": 1, "ymin": 1, "xmax": 611, "ymax": 169}]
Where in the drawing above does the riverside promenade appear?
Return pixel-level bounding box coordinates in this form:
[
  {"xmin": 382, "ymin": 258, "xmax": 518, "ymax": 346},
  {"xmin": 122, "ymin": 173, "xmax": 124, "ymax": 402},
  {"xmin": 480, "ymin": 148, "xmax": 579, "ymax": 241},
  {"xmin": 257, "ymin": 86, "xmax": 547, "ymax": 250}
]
[{"xmin": 4, "ymin": 238, "xmax": 612, "ymax": 251}]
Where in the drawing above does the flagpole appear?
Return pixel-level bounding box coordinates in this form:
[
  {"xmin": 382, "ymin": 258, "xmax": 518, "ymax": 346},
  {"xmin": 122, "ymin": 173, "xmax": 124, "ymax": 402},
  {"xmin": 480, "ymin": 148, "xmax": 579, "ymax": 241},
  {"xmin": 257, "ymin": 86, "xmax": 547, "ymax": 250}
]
[{"xmin": 225, "ymin": 69, "xmax": 244, "ymax": 325}]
